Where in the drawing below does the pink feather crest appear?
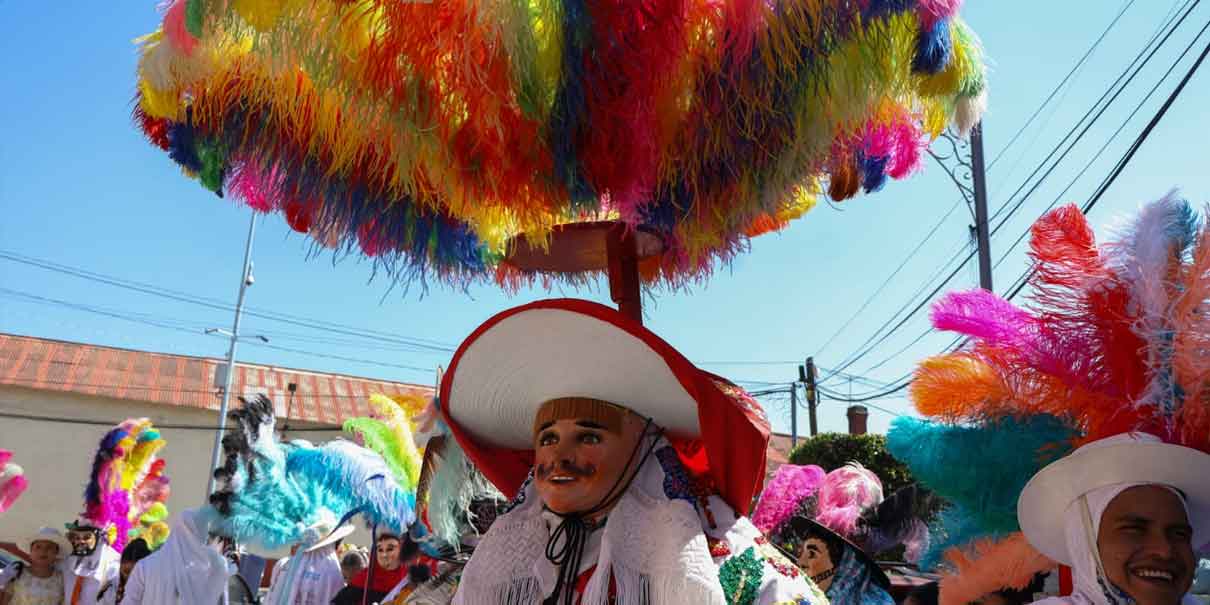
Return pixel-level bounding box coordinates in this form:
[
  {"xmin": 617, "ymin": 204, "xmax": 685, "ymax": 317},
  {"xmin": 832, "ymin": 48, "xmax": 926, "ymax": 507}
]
[
  {"xmin": 228, "ymin": 160, "xmax": 286, "ymax": 213},
  {"xmin": 0, "ymin": 460, "xmax": 27, "ymax": 514},
  {"xmin": 863, "ymin": 122, "xmax": 895, "ymax": 160},
  {"xmin": 932, "ymin": 290, "xmax": 1089, "ymax": 391},
  {"xmin": 938, "ymin": 533, "xmax": 1054, "ymax": 605},
  {"xmin": 752, "ymin": 464, "xmax": 826, "ymax": 533},
  {"xmin": 164, "ymin": 0, "xmax": 198, "ymax": 55},
  {"xmin": 918, "ymin": 0, "xmax": 965, "ymax": 31},
  {"xmin": 103, "ymin": 490, "xmax": 134, "ymax": 551},
  {"xmin": 887, "ymin": 120, "xmax": 923, "ymax": 180},
  {"xmin": 815, "ymin": 463, "xmax": 883, "ymax": 539},
  {"xmin": 0, "ymin": 475, "xmax": 27, "ymax": 514}
]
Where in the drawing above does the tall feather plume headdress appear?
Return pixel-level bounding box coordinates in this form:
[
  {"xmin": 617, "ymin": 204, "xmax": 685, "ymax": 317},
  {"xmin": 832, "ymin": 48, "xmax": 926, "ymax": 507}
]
[
  {"xmin": 209, "ymin": 395, "xmax": 417, "ymax": 552},
  {"xmin": 81, "ymin": 418, "xmax": 172, "ymax": 551},
  {"xmin": 889, "ymin": 192, "xmax": 1210, "ymax": 605},
  {"xmin": 407, "ymin": 395, "xmax": 506, "ymax": 557}
]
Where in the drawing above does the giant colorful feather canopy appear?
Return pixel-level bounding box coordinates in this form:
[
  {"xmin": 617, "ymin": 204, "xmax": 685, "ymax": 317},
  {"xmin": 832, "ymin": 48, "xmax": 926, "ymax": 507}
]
[
  {"xmin": 890, "ymin": 192, "xmax": 1210, "ymax": 605},
  {"xmin": 133, "ymin": 0, "xmax": 988, "ymax": 288}
]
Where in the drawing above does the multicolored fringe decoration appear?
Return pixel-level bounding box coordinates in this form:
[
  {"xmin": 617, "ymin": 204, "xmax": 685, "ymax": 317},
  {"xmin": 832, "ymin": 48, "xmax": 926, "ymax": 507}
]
[
  {"xmin": 80, "ymin": 419, "xmax": 172, "ymax": 552},
  {"xmin": 0, "ymin": 450, "xmax": 28, "ymax": 514},
  {"xmin": 133, "ymin": 0, "xmax": 989, "ymax": 289},
  {"xmin": 209, "ymin": 395, "xmax": 416, "ymax": 551},
  {"xmin": 892, "ymin": 192, "xmax": 1210, "ymax": 605}
]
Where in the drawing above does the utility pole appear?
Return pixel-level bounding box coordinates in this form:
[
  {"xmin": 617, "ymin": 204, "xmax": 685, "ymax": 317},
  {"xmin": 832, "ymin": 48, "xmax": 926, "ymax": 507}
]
[
  {"xmin": 206, "ymin": 213, "xmax": 258, "ymax": 497},
  {"xmin": 804, "ymin": 358, "xmax": 819, "ymax": 437},
  {"xmin": 971, "ymin": 122, "xmax": 993, "ymax": 291},
  {"xmin": 789, "ymin": 380, "xmax": 799, "ymax": 448}
]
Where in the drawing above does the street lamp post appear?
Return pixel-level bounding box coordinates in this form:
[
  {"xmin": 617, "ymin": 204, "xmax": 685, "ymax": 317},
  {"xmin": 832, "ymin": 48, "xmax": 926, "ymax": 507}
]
[{"xmin": 205, "ymin": 213, "xmax": 258, "ymax": 497}]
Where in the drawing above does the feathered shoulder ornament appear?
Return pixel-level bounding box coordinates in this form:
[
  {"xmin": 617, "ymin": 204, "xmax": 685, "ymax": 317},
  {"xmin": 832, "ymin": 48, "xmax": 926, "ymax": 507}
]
[
  {"xmin": 209, "ymin": 395, "xmax": 416, "ymax": 551},
  {"xmin": 892, "ymin": 192, "xmax": 1210, "ymax": 605}
]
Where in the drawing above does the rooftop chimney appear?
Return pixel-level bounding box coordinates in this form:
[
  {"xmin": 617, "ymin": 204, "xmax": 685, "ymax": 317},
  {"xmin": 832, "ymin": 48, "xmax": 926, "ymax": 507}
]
[{"xmin": 846, "ymin": 405, "xmax": 869, "ymax": 435}]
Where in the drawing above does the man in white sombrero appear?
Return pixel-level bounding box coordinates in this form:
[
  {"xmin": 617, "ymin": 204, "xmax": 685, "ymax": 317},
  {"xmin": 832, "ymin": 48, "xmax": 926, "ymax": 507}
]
[
  {"xmin": 1019, "ymin": 432, "xmax": 1210, "ymax": 605},
  {"xmin": 440, "ymin": 299, "xmax": 826, "ymax": 605}
]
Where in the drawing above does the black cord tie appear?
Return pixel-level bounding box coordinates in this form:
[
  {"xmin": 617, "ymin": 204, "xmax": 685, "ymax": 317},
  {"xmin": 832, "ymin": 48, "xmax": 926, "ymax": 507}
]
[
  {"xmin": 542, "ymin": 513, "xmax": 601, "ymax": 605},
  {"xmin": 540, "ymin": 419, "xmax": 661, "ymax": 605}
]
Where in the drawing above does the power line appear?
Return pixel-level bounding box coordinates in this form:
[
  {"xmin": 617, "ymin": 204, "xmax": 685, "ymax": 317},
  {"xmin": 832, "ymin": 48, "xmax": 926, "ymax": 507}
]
[
  {"xmin": 811, "ymin": 196, "xmax": 966, "ymax": 359},
  {"xmin": 0, "ymin": 287, "xmax": 436, "ymax": 374},
  {"xmin": 0, "ymin": 409, "xmax": 342, "ymax": 432},
  {"xmin": 988, "ymin": 0, "xmax": 1200, "ymax": 228},
  {"xmin": 987, "ymin": 0, "xmax": 1138, "ymax": 170},
  {"xmin": 1, "ymin": 373, "xmax": 417, "ymax": 398},
  {"xmin": 1006, "ymin": 25, "xmax": 1210, "ymax": 302},
  {"xmin": 0, "ymin": 251, "xmax": 455, "ymax": 353},
  {"xmin": 821, "ymin": 3, "xmax": 1202, "ymax": 379},
  {"xmin": 993, "ymin": 16, "xmax": 1210, "ymax": 275},
  {"xmin": 832, "ymin": 19, "xmax": 1210, "ymax": 393}
]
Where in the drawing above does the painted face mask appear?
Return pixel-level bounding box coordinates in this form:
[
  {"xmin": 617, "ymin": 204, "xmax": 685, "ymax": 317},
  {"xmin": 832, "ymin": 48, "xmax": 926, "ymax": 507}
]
[
  {"xmin": 531, "ymin": 397, "xmax": 646, "ymax": 516},
  {"xmin": 66, "ymin": 524, "xmax": 100, "ymax": 557}
]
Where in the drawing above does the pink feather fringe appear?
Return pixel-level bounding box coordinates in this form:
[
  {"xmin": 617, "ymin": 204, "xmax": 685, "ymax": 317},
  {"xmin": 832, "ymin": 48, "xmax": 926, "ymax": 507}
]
[
  {"xmin": 815, "ymin": 463, "xmax": 883, "ymax": 538},
  {"xmin": 0, "ymin": 474, "xmax": 28, "ymax": 514},
  {"xmin": 0, "ymin": 450, "xmax": 10, "ymax": 466},
  {"xmin": 938, "ymin": 533, "xmax": 1054, "ymax": 605},
  {"xmin": 164, "ymin": 0, "xmax": 198, "ymax": 55},
  {"xmin": 918, "ymin": 0, "xmax": 965, "ymax": 30},
  {"xmin": 888, "ymin": 121, "xmax": 923, "ymax": 180},
  {"xmin": 752, "ymin": 464, "xmax": 826, "ymax": 532}
]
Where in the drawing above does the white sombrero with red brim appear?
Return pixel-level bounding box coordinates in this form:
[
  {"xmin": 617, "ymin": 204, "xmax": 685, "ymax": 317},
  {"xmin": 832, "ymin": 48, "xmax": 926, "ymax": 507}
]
[
  {"xmin": 439, "ymin": 299, "xmax": 773, "ymax": 514},
  {"xmin": 443, "ymin": 301, "xmax": 701, "ymax": 449}
]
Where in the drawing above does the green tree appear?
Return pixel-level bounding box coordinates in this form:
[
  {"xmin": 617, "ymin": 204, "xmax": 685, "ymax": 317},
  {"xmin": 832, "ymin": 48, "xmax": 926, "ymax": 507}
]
[{"xmin": 787, "ymin": 432, "xmax": 915, "ymax": 493}]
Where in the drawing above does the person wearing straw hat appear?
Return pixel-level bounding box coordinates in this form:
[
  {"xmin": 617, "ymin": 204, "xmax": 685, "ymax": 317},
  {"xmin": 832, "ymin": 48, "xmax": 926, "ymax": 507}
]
[
  {"xmin": 1018, "ymin": 432, "xmax": 1210, "ymax": 605},
  {"xmin": 0, "ymin": 528, "xmax": 69, "ymax": 605},
  {"xmin": 262, "ymin": 519, "xmax": 353, "ymax": 605},
  {"xmin": 440, "ymin": 299, "xmax": 826, "ymax": 605}
]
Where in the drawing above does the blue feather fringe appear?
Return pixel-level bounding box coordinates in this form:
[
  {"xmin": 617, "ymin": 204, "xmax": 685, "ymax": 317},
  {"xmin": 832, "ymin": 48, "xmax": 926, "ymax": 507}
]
[
  {"xmin": 913, "ymin": 18, "xmax": 953, "ymax": 75},
  {"xmin": 861, "ymin": 153, "xmax": 890, "ymax": 193},
  {"xmin": 887, "ymin": 415, "xmax": 1077, "ymax": 547}
]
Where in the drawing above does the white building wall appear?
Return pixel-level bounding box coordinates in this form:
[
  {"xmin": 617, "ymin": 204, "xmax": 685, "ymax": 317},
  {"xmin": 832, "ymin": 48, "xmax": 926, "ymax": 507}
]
[{"xmin": 0, "ymin": 385, "xmax": 374, "ymax": 559}]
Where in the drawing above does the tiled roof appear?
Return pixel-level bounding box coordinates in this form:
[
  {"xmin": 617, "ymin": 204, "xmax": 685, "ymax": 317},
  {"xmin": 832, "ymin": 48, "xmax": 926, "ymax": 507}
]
[{"xmin": 0, "ymin": 332, "xmax": 433, "ymax": 424}]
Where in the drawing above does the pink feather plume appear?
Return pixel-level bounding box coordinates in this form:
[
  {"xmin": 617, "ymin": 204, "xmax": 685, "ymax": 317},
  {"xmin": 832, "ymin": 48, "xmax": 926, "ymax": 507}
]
[
  {"xmin": 752, "ymin": 464, "xmax": 826, "ymax": 533},
  {"xmin": 815, "ymin": 463, "xmax": 883, "ymax": 539}
]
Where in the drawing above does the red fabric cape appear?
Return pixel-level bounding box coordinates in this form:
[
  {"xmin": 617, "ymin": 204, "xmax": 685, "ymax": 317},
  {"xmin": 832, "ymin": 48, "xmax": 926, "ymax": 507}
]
[{"xmin": 350, "ymin": 560, "xmax": 407, "ymax": 595}]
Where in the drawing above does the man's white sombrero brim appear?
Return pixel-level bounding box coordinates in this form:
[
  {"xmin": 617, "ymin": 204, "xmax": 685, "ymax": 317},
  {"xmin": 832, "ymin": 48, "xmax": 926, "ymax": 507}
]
[
  {"xmin": 444, "ymin": 302, "xmax": 700, "ymax": 449},
  {"xmin": 306, "ymin": 524, "xmax": 356, "ymax": 553},
  {"xmin": 1018, "ymin": 440, "xmax": 1210, "ymax": 565},
  {"xmin": 26, "ymin": 528, "xmax": 71, "ymax": 557}
]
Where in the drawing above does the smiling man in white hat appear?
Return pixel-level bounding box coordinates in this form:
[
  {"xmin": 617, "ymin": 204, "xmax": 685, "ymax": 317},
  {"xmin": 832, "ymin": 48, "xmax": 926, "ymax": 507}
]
[
  {"xmin": 441, "ymin": 299, "xmax": 826, "ymax": 605},
  {"xmin": 1019, "ymin": 432, "xmax": 1210, "ymax": 605}
]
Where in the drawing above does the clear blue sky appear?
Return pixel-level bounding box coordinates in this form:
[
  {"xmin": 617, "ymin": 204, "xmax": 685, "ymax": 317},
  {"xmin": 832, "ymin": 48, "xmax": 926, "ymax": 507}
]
[{"xmin": 2, "ymin": 1, "xmax": 1208, "ymax": 437}]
